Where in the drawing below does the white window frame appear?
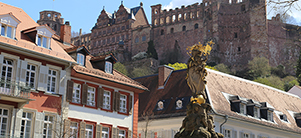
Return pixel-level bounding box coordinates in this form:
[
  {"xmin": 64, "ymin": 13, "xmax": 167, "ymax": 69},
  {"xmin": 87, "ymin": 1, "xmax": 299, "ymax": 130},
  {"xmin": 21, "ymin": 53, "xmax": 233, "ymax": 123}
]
[
  {"xmin": 240, "ymin": 103, "xmax": 246, "ymax": 115},
  {"xmin": 0, "ymin": 24, "xmax": 14, "ymax": 39},
  {"xmin": 224, "ymin": 129, "xmax": 231, "ymax": 138},
  {"xmin": 85, "ymin": 124, "xmax": 93, "ymax": 138},
  {"xmin": 118, "ymin": 129, "xmax": 126, "ymax": 138},
  {"xmin": 102, "ymin": 127, "xmax": 110, "ymax": 138},
  {"xmin": 267, "ymin": 110, "xmax": 273, "ymax": 121},
  {"xmin": 20, "ymin": 112, "xmax": 32, "ymax": 138},
  {"xmin": 47, "ymin": 69, "xmax": 57, "ymax": 93},
  {"xmin": 36, "ymin": 35, "xmax": 50, "ymax": 49},
  {"xmin": 70, "ymin": 122, "xmax": 78, "ymax": 138},
  {"xmin": 72, "ymin": 83, "xmax": 81, "ymax": 103},
  {"xmin": 103, "ymin": 91, "xmax": 111, "ymax": 110},
  {"xmin": 105, "ymin": 61, "xmax": 112, "ymax": 74},
  {"xmin": 243, "ymin": 133, "xmax": 249, "ymax": 138},
  {"xmin": 43, "ymin": 115, "xmax": 54, "ymax": 138},
  {"xmin": 26, "ymin": 64, "xmax": 36, "ymax": 89},
  {"xmin": 77, "ymin": 53, "xmax": 85, "ymax": 66},
  {"xmin": 1, "ymin": 59, "xmax": 13, "ymax": 92},
  {"xmin": 87, "ymin": 86, "xmax": 96, "ymax": 106},
  {"xmin": 120, "ymin": 94, "xmax": 127, "ymax": 113},
  {"xmin": 0, "ymin": 108, "xmax": 9, "ymax": 137},
  {"xmin": 254, "ymin": 107, "xmax": 260, "ymax": 118}
]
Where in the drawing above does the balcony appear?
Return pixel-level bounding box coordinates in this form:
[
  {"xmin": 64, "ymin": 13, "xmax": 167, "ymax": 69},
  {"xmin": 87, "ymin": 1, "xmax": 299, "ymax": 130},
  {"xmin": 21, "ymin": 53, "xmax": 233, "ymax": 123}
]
[{"xmin": 0, "ymin": 80, "xmax": 33, "ymax": 108}]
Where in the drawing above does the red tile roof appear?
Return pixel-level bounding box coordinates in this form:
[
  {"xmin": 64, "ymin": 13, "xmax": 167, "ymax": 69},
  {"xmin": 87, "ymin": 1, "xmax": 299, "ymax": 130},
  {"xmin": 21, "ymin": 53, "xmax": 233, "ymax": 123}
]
[{"xmin": 135, "ymin": 69, "xmax": 301, "ymax": 133}]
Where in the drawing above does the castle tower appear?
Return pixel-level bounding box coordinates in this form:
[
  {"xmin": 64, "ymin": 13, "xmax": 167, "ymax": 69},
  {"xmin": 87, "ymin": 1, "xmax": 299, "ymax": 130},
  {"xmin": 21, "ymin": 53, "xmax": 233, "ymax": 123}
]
[{"xmin": 37, "ymin": 11, "xmax": 64, "ymax": 35}]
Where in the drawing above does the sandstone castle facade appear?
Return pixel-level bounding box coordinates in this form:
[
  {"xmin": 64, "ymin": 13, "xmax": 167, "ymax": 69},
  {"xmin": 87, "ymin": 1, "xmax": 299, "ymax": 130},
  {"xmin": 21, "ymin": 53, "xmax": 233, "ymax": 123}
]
[{"xmin": 37, "ymin": 0, "xmax": 300, "ymax": 73}]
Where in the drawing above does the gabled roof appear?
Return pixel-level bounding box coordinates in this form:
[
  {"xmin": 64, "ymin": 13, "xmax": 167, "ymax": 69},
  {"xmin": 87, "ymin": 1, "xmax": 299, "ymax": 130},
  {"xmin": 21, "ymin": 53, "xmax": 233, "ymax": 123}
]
[
  {"xmin": 73, "ymin": 55, "xmax": 148, "ymax": 91},
  {"xmin": 136, "ymin": 69, "xmax": 301, "ymax": 133},
  {"xmin": 0, "ymin": 2, "xmax": 75, "ymax": 63}
]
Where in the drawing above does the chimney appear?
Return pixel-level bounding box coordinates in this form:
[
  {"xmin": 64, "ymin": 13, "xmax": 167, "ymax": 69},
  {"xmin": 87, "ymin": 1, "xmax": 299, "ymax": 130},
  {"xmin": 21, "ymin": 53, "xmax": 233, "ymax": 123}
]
[
  {"xmin": 60, "ymin": 21, "xmax": 71, "ymax": 45},
  {"xmin": 158, "ymin": 65, "xmax": 174, "ymax": 89}
]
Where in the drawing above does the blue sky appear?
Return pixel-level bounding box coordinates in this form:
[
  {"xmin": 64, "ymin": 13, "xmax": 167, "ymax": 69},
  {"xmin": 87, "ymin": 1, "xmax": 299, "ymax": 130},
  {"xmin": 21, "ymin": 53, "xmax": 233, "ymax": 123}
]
[{"xmin": 2, "ymin": 0, "xmax": 300, "ymax": 34}]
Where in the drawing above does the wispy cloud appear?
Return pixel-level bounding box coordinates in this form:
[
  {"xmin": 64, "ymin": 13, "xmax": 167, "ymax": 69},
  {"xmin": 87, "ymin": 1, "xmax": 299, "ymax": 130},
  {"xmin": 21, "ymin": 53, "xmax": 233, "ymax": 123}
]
[{"xmin": 163, "ymin": 0, "xmax": 202, "ymax": 10}]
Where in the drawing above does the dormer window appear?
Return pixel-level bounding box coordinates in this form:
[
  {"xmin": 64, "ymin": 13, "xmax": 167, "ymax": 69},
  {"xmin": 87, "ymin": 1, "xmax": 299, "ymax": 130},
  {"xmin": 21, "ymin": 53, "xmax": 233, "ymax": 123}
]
[
  {"xmin": 240, "ymin": 103, "xmax": 246, "ymax": 115},
  {"xmin": 105, "ymin": 61, "xmax": 112, "ymax": 74},
  {"xmin": 279, "ymin": 114, "xmax": 288, "ymax": 122},
  {"xmin": 260, "ymin": 102, "xmax": 274, "ymax": 122},
  {"xmin": 37, "ymin": 35, "xmax": 50, "ymax": 48},
  {"xmin": 0, "ymin": 13, "xmax": 21, "ymax": 39},
  {"xmin": 267, "ymin": 110, "xmax": 273, "ymax": 121},
  {"xmin": 254, "ymin": 107, "xmax": 260, "ymax": 118},
  {"xmin": 229, "ymin": 95, "xmax": 247, "ymax": 115},
  {"xmin": 247, "ymin": 99, "xmax": 261, "ymax": 118},
  {"xmin": 77, "ymin": 53, "xmax": 85, "ymax": 66}
]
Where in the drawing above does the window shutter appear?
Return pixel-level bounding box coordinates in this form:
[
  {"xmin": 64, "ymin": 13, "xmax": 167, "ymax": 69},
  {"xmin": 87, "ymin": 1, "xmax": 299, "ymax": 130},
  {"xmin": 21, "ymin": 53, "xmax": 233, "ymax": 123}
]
[
  {"xmin": 56, "ymin": 114, "xmax": 62, "ymax": 137},
  {"xmin": 82, "ymin": 84, "xmax": 88, "ymax": 105},
  {"xmin": 0, "ymin": 55, "xmax": 4, "ymax": 74},
  {"xmin": 34, "ymin": 112, "xmax": 45, "ymax": 138},
  {"xmin": 112, "ymin": 127, "xmax": 118, "ymax": 138},
  {"xmin": 37, "ymin": 65, "xmax": 49, "ymax": 91},
  {"xmin": 113, "ymin": 91, "xmax": 116, "ymax": 111},
  {"xmin": 19, "ymin": 60, "xmax": 28, "ymax": 87},
  {"xmin": 128, "ymin": 94, "xmax": 133, "ymax": 114},
  {"xmin": 66, "ymin": 80, "xmax": 74, "ymax": 102},
  {"xmin": 116, "ymin": 92, "xmax": 120, "ymax": 112},
  {"xmin": 96, "ymin": 124, "xmax": 102, "ymax": 138},
  {"xmin": 14, "ymin": 109, "xmax": 23, "ymax": 137},
  {"xmin": 239, "ymin": 131, "xmax": 243, "ymax": 138},
  {"xmin": 232, "ymin": 129, "xmax": 237, "ymax": 138},
  {"xmin": 97, "ymin": 87, "xmax": 104, "ymax": 108},
  {"xmin": 63, "ymin": 119, "xmax": 71, "ymax": 138},
  {"xmin": 59, "ymin": 70, "xmax": 66, "ymax": 95},
  {"xmin": 79, "ymin": 121, "xmax": 86, "ymax": 138},
  {"xmin": 128, "ymin": 130, "xmax": 132, "ymax": 138}
]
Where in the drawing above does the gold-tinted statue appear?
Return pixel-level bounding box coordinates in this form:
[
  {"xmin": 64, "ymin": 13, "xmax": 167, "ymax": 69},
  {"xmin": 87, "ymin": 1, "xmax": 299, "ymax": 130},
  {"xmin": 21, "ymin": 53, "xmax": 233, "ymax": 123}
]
[{"xmin": 175, "ymin": 41, "xmax": 223, "ymax": 138}]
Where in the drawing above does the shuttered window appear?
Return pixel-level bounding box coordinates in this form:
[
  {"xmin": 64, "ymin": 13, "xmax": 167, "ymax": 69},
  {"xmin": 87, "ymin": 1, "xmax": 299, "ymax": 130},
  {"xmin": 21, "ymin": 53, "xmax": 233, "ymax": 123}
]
[
  {"xmin": 25, "ymin": 64, "xmax": 36, "ymax": 88},
  {"xmin": 103, "ymin": 91, "xmax": 111, "ymax": 110},
  {"xmin": 43, "ymin": 115, "xmax": 54, "ymax": 138},
  {"xmin": 73, "ymin": 83, "xmax": 81, "ymax": 103},
  {"xmin": 102, "ymin": 127, "xmax": 110, "ymax": 138},
  {"xmin": 87, "ymin": 86, "xmax": 96, "ymax": 106},
  {"xmin": 85, "ymin": 124, "xmax": 94, "ymax": 138},
  {"xmin": 120, "ymin": 94, "xmax": 127, "ymax": 113},
  {"xmin": 20, "ymin": 112, "xmax": 32, "ymax": 138},
  {"xmin": 119, "ymin": 130, "xmax": 126, "ymax": 138},
  {"xmin": 70, "ymin": 122, "xmax": 78, "ymax": 138},
  {"xmin": 47, "ymin": 69, "xmax": 57, "ymax": 93},
  {"xmin": 0, "ymin": 108, "xmax": 9, "ymax": 136},
  {"xmin": 1, "ymin": 59, "xmax": 13, "ymax": 91}
]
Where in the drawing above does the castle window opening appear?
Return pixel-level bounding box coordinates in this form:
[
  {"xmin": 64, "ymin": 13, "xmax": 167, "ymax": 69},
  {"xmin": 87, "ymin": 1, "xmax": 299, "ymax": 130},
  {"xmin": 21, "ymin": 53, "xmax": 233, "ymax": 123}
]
[
  {"xmin": 107, "ymin": 38, "xmax": 110, "ymax": 44},
  {"xmin": 117, "ymin": 27, "xmax": 120, "ymax": 31},
  {"xmin": 103, "ymin": 31, "xmax": 106, "ymax": 35},
  {"xmin": 155, "ymin": 9, "xmax": 158, "ymax": 14},
  {"xmin": 205, "ymin": 2, "xmax": 208, "ymax": 6},
  {"xmin": 47, "ymin": 13, "xmax": 51, "ymax": 18},
  {"xmin": 122, "ymin": 35, "xmax": 125, "ymax": 40},
  {"xmin": 178, "ymin": 14, "xmax": 182, "ymax": 21},
  {"xmin": 172, "ymin": 15, "xmax": 176, "ymax": 22},
  {"xmin": 135, "ymin": 37, "xmax": 139, "ymax": 43},
  {"xmin": 142, "ymin": 35, "xmax": 146, "ymax": 41},
  {"xmin": 234, "ymin": 33, "xmax": 238, "ymax": 38},
  {"xmin": 112, "ymin": 28, "xmax": 115, "ymax": 32},
  {"xmin": 126, "ymin": 25, "xmax": 129, "ymax": 29},
  {"xmin": 197, "ymin": 12, "xmax": 199, "ymax": 18},
  {"xmin": 112, "ymin": 37, "xmax": 115, "ymax": 43},
  {"xmin": 122, "ymin": 26, "xmax": 125, "ymax": 30},
  {"xmin": 190, "ymin": 12, "xmax": 193, "ymax": 19},
  {"xmin": 238, "ymin": 47, "xmax": 241, "ymax": 52},
  {"xmin": 229, "ymin": 0, "xmax": 232, "ymax": 4},
  {"xmin": 237, "ymin": 0, "xmax": 242, "ymax": 3},
  {"xmin": 171, "ymin": 28, "xmax": 174, "ymax": 33},
  {"xmin": 160, "ymin": 18, "xmax": 164, "ymax": 25},
  {"xmin": 161, "ymin": 29, "xmax": 164, "ymax": 35},
  {"xmin": 55, "ymin": 14, "xmax": 58, "ymax": 18},
  {"xmin": 194, "ymin": 23, "xmax": 199, "ymax": 29},
  {"xmin": 108, "ymin": 29, "xmax": 111, "ymax": 33},
  {"xmin": 126, "ymin": 34, "xmax": 129, "ymax": 39},
  {"xmin": 166, "ymin": 16, "xmax": 170, "ymax": 24},
  {"xmin": 182, "ymin": 26, "xmax": 186, "ymax": 31},
  {"xmin": 241, "ymin": 5, "xmax": 246, "ymax": 11},
  {"xmin": 154, "ymin": 19, "xmax": 158, "ymax": 26},
  {"xmin": 184, "ymin": 13, "xmax": 187, "ymax": 20}
]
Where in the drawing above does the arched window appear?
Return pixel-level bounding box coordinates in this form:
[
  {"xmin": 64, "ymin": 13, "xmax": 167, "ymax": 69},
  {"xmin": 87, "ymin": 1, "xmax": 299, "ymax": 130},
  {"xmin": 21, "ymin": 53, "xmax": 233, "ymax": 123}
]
[
  {"xmin": 178, "ymin": 14, "xmax": 182, "ymax": 21},
  {"xmin": 154, "ymin": 19, "xmax": 158, "ymax": 26},
  {"xmin": 155, "ymin": 9, "xmax": 158, "ymax": 14},
  {"xmin": 184, "ymin": 13, "xmax": 187, "ymax": 20},
  {"xmin": 160, "ymin": 18, "xmax": 164, "ymax": 25},
  {"xmin": 182, "ymin": 26, "xmax": 186, "ymax": 31},
  {"xmin": 170, "ymin": 28, "xmax": 174, "ymax": 33},
  {"xmin": 194, "ymin": 23, "xmax": 199, "ymax": 29},
  {"xmin": 161, "ymin": 29, "xmax": 164, "ymax": 35},
  {"xmin": 172, "ymin": 15, "xmax": 176, "ymax": 22},
  {"xmin": 166, "ymin": 16, "xmax": 170, "ymax": 24}
]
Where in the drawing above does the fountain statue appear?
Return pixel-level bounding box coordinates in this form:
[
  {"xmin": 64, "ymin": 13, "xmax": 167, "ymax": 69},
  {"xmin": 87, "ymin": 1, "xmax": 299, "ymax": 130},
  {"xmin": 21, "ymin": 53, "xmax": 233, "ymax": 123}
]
[{"xmin": 175, "ymin": 41, "xmax": 224, "ymax": 138}]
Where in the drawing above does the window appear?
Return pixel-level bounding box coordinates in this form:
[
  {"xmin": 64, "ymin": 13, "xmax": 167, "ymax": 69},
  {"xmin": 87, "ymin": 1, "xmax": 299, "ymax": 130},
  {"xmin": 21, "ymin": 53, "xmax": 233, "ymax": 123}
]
[
  {"xmin": 240, "ymin": 103, "xmax": 246, "ymax": 115},
  {"xmin": 135, "ymin": 37, "xmax": 139, "ymax": 43},
  {"xmin": 70, "ymin": 122, "xmax": 78, "ymax": 138},
  {"xmin": 26, "ymin": 64, "xmax": 36, "ymax": 88},
  {"xmin": 170, "ymin": 28, "xmax": 174, "ymax": 33},
  {"xmin": 243, "ymin": 133, "xmax": 249, "ymax": 138},
  {"xmin": 267, "ymin": 111, "xmax": 273, "ymax": 121},
  {"xmin": 119, "ymin": 130, "xmax": 126, "ymax": 138},
  {"xmin": 43, "ymin": 115, "xmax": 54, "ymax": 138},
  {"xmin": 194, "ymin": 23, "xmax": 199, "ymax": 29},
  {"xmin": 1, "ymin": 59, "xmax": 13, "ymax": 90},
  {"xmin": 0, "ymin": 108, "xmax": 9, "ymax": 136},
  {"xmin": 37, "ymin": 35, "xmax": 49, "ymax": 48},
  {"xmin": 87, "ymin": 86, "xmax": 96, "ymax": 106},
  {"xmin": 161, "ymin": 29, "xmax": 164, "ymax": 35},
  {"xmin": 142, "ymin": 35, "xmax": 146, "ymax": 41},
  {"xmin": 176, "ymin": 100, "xmax": 183, "ymax": 109},
  {"xmin": 85, "ymin": 124, "xmax": 93, "ymax": 138},
  {"xmin": 182, "ymin": 26, "xmax": 186, "ymax": 31},
  {"xmin": 20, "ymin": 112, "xmax": 32, "ymax": 138},
  {"xmin": 47, "ymin": 69, "xmax": 57, "ymax": 93},
  {"xmin": 280, "ymin": 114, "xmax": 288, "ymax": 122},
  {"xmin": 77, "ymin": 53, "xmax": 85, "ymax": 66},
  {"xmin": 73, "ymin": 83, "xmax": 81, "ymax": 103},
  {"xmin": 241, "ymin": 5, "xmax": 246, "ymax": 11},
  {"xmin": 234, "ymin": 33, "xmax": 237, "ymax": 38},
  {"xmin": 120, "ymin": 94, "xmax": 127, "ymax": 113},
  {"xmin": 254, "ymin": 107, "xmax": 259, "ymax": 118},
  {"xmin": 102, "ymin": 127, "xmax": 110, "ymax": 138},
  {"xmin": 103, "ymin": 91, "xmax": 111, "ymax": 109},
  {"xmin": 224, "ymin": 129, "xmax": 231, "ymax": 138},
  {"xmin": 105, "ymin": 61, "xmax": 112, "ymax": 74},
  {"xmin": 0, "ymin": 24, "xmax": 13, "ymax": 38}
]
